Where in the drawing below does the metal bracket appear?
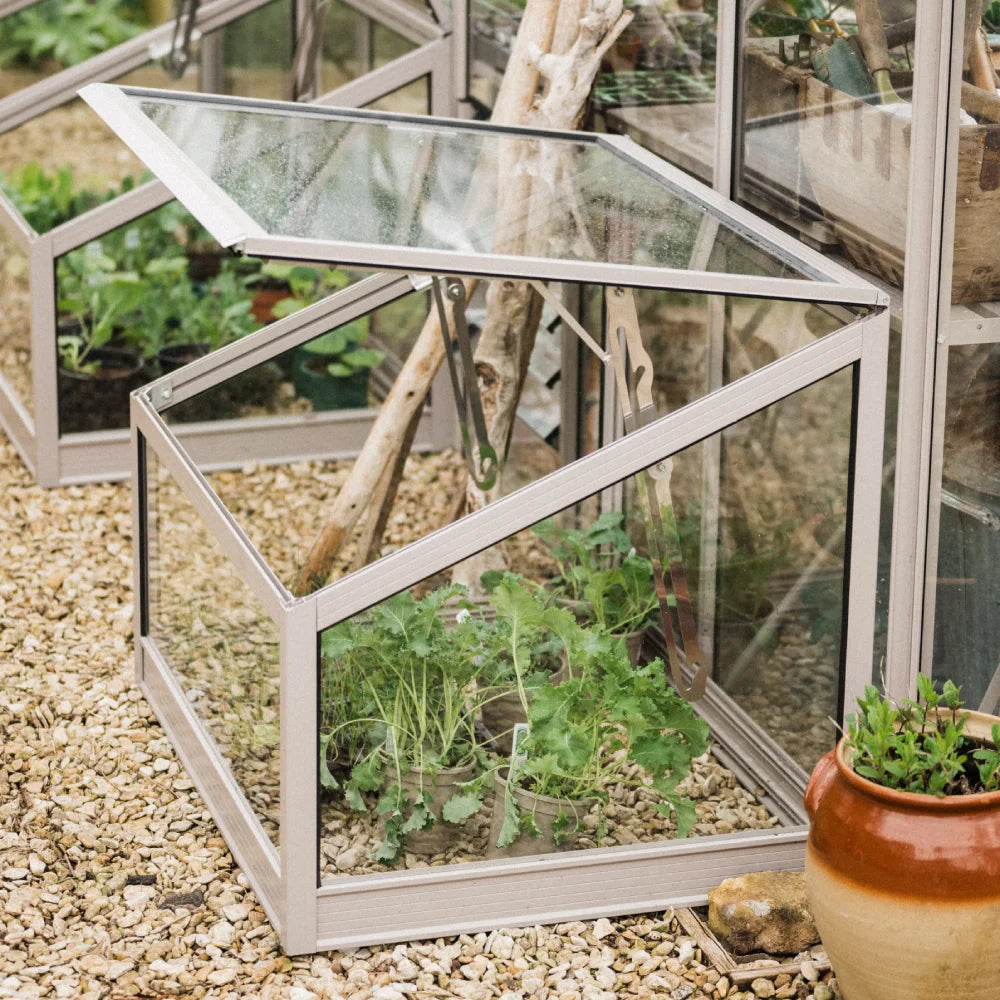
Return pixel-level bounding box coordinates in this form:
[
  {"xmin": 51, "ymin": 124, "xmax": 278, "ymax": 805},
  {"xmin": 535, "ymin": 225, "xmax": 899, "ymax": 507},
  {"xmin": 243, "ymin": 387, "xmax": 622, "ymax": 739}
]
[
  {"xmin": 604, "ymin": 285, "xmax": 708, "ymax": 701},
  {"xmin": 431, "ymin": 276, "xmax": 498, "ymax": 491},
  {"xmin": 148, "ymin": 381, "xmax": 174, "ymax": 410},
  {"xmin": 164, "ymin": 0, "xmax": 201, "ymax": 78}
]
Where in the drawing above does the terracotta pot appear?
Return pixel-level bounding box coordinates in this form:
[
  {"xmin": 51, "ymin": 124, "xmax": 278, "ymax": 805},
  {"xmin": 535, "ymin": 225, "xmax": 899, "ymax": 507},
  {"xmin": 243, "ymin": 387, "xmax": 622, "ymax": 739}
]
[
  {"xmin": 487, "ymin": 771, "xmax": 596, "ymax": 859},
  {"xmin": 804, "ymin": 709, "xmax": 1000, "ymax": 1000},
  {"xmin": 395, "ymin": 758, "xmax": 479, "ymax": 856}
]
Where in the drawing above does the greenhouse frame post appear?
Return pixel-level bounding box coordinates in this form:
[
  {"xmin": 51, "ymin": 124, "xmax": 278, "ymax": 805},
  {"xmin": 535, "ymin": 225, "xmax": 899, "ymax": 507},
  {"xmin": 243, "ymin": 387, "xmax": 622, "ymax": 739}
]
[
  {"xmin": 279, "ymin": 597, "xmax": 320, "ymax": 953},
  {"xmin": 884, "ymin": 0, "xmax": 957, "ymax": 700}
]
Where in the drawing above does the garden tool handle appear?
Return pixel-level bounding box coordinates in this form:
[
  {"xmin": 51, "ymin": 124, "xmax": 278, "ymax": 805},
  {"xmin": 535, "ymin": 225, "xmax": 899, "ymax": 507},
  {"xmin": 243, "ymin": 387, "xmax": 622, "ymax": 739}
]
[{"xmin": 854, "ymin": 0, "xmax": 891, "ymax": 75}]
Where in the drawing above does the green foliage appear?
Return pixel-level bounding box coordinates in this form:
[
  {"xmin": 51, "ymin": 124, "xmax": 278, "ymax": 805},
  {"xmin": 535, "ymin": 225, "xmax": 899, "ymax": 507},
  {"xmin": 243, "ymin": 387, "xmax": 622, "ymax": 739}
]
[
  {"xmin": 0, "ymin": 163, "xmax": 123, "ymax": 234},
  {"xmin": 0, "ymin": 0, "xmax": 148, "ymax": 69},
  {"xmin": 260, "ymin": 264, "xmax": 384, "ymax": 377},
  {"xmin": 846, "ymin": 677, "xmax": 1000, "ymax": 796},
  {"xmin": 747, "ymin": 0, "xmax": 841, "ymax": 38},
  {"xmin": 319, "ymin": 584, "xmax": 495, "ymax": 861},
  {"xmin": 57, "ymin": 264, "xmax": 145, "ymax": 372},
  {"xmin": 984, "ymin": 2, "xmax": 1000, "ymax": 33},
  {"xmin": 532, "ymin": 511, "xmax": 660, "ymax": 634},
  {"xmin": 486, "ymin": 579, "xmax": 710, "ymax": 848}
]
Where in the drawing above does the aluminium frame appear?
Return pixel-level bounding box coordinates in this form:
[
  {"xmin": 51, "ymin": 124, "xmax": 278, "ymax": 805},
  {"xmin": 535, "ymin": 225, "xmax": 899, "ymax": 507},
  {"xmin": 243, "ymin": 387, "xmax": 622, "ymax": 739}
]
[{"xmin": 132, "ymin": 296, "xmax": 889, "ymax": 953}]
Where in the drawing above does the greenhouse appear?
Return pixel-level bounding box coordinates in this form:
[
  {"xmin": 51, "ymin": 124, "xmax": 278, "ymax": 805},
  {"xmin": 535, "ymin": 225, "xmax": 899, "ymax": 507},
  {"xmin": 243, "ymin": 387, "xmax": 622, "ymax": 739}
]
[{"xmin": 1, "ymin": 0, "xmax": 998, "ymax": 996}]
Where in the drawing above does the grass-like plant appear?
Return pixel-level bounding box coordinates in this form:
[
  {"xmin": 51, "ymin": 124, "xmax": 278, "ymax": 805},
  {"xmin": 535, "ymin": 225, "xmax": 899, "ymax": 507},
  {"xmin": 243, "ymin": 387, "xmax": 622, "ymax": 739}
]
[
  {"xmin": 846, "ymin": 676, "xmax": 1000, "ymax": 796},
  {"xmin": 319, "ymin": 584, "xmax": 494, "ymax": 862}
]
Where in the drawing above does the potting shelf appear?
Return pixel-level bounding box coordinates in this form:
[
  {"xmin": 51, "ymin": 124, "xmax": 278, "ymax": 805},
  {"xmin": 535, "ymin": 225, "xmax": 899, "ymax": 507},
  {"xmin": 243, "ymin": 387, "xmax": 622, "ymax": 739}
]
[{"xmin": 80, "ymin": 83, "xmax": 890, "ymax": 954}]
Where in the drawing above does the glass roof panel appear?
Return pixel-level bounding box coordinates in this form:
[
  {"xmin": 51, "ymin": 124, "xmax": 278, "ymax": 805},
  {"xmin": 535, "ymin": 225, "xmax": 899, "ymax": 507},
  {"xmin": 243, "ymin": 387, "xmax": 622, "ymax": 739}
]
[{"xmin": 81, "ymin": 86, "xmax": 874, "ymax": 293}]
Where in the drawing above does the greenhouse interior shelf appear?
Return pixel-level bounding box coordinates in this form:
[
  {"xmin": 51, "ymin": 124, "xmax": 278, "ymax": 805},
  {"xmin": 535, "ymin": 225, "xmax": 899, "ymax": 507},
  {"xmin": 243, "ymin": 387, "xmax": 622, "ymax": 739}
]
[{"xmin": 81, "ymin": 83, "xmax": 890, "ymax": 954}]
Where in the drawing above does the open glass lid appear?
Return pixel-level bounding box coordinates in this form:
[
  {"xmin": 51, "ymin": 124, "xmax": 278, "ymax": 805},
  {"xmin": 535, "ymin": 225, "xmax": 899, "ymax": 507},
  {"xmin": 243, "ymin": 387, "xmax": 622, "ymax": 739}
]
[{"xmin": 80, "ymin": 85, "xmax": 878, "ymax": 302}]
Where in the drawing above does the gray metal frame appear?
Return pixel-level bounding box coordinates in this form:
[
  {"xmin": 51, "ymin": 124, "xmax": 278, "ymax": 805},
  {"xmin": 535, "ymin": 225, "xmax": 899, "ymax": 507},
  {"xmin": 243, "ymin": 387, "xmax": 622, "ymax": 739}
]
[
  {"xmin": 0, "ymin": 0, "xmax": 454, "ymax": 486},
  {"xmin": 132, "ymin": 293, "xmax": 888, "ymax": 952}
]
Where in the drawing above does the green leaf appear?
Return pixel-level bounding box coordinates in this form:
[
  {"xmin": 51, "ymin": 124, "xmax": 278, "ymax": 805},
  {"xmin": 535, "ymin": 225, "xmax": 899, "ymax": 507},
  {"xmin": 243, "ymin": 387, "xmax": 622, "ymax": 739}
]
[
  {"xmin": 441, "ymin": 790, "xmax": 483, "ymax": 824},
  {"xmin": 495, "ymin": 784, "xmax": 523, "ymax": 849}
]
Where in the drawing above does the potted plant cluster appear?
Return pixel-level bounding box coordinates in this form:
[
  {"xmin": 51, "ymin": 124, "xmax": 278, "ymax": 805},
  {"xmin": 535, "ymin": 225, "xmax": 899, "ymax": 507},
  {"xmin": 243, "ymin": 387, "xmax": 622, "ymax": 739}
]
[
  {"xmin": 320, "ymin": 584, "xmax": 495, "ymax": 862},
  {"xmin": 532, "ymin": 510, "xmax": 660, "ymax": 664},
  {"xmin": 484, "ymin": 586, "xmax": 710, "ymax": 857},
  {"xmin": 318, "ymin": 570, "xmax": 711, "ymax": 865},
  {"xmin": 805, "ymin": 676, "xmax": 1000, "ymax": 1000}
]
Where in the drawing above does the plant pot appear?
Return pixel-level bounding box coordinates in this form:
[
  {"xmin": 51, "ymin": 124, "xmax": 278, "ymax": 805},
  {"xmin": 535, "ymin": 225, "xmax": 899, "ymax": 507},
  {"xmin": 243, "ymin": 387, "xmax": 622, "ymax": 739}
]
[
  {"xmin": 291, "ymin": 348, "xmax": 370, "ymax": 410},
  {"xmin": 250, "ymin": 283, "xmax": 293, "ymax": 324},
  {"xmin": 158, "ymin": 342, "xmax": 210, "ymax": 375},
  {"xmin": 395, "ymin": 758, "xmax": 479, "ymax": 856},
  {"xmin": 487, "ymin": 771, "xmax": 597, "ymax": 858},
  {"xmin": 57, "ymin": 346, "xmax": 146, "ymax": 434},
  {"xmin": 804, "ymin": 709, "xmax": 1000, "ymax": 1000},
  {"xmin": 481, "ymin": 657, "xmax": 568, "ymax": 756}
]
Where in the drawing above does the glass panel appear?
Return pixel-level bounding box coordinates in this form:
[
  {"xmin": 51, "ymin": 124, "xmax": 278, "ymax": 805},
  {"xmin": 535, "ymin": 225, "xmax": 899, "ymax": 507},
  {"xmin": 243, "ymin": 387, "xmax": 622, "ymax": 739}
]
[
  {"xmin": 314, "ymin": 368, "xmax": 852, "ymax": 879},
  {"xmin": 930, "ymin": 5, "xmax": 1000, "ymax": 708},
  {"xmin": 53, "ymin": 202, "xmax": 283, "ymax": 435},
  {"xmin": 590, "ymin": 2, "xmax": 718, "ymax": 185},
  {"xmin": 366, "ymin": 76, "xmax": 429, "ymax": 116},
  {"xmin": 468, "ymin": 0, "xmax": 518, "ymax": 111},
  {"xmin": 146, "ymin": 443, "xmax": 281, "ymax": 848},
  {"xmin": 216, "ymin": 0, "xmax": 295, "ymax": 100},
  {"xmin": 704, "ymin": 367, "xmax": 854, "ymax": 770},
  {"xmin": 320, "ymin": 0, "xmax": 417, "ymax": 94},
  {"xmin": 126, "ymin": 91, "xmax": 816, "ymax": 278},
  {"xmin": 738, "ymin": 3, "xmax": 918, "ymax": 287},
  {"xmin": 0, "ymin": 2, "xmax": 294, "ymax": 234},
  {"xmin": 0, "ymin": 219, "xmax": 31, "ymax": 415},
  {"xmin": 187, "ymin": 280, "xmax": 849, "ymax": 592},
  {"xmin": 933, "ymin": 343, "xmax": 1000, "ymax": 708}
]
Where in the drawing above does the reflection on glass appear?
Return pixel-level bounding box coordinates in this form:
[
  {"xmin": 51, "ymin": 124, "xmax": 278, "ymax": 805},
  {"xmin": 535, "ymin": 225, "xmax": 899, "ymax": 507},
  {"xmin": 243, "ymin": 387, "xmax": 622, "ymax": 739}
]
[
  {"xmin": 130, "ymin": 92, "xmax": 812, "ymax": 279},
  {"xmin": 591, "ymin": 5, "xmax": 717, "ymax": 185},
  {"xmin": 738, "ymin": 5, "xmax": 939, "ymax": 296},
  {"xmin": 218, "ymin": 0, "xmax": 294, "ymax": 100},
  {"xmin": 146, "ymin": 446, "xmax": 281, "ymax": 848},
  {"xmin": 319, "ymin": 0, "xmax": 416, "ymax": 97},
  {"xmin": 933, "ymin": 343, "xmax": 1000, "ymax": 709},
  {"xmin": 314, "ymin": 363, "xmax": 855, "ymax": 880},
  {"xmin": 0, "ymin": 223, "xmax": 32, "ymax": 416}
]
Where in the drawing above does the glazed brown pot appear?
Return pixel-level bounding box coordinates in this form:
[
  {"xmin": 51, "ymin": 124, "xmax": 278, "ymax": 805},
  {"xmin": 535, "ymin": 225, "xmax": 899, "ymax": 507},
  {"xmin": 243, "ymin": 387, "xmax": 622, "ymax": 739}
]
[{"xmin": 804, "ymin": 709, "xmax": 1000, "ymax": 1000}]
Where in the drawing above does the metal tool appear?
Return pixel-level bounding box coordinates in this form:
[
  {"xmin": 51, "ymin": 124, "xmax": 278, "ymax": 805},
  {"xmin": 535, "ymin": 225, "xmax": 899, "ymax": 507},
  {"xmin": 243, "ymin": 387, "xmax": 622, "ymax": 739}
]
[
  {"xmin": 431, "ymin": 276, "xmax": 498, "ymax": 491},
  {"xmin": 604, "ymin": 285, "xmax": 708, "ymax": 701},
  {"xmin": 165, "ymin": 0, "xmax": 201, "ymax": 78}
]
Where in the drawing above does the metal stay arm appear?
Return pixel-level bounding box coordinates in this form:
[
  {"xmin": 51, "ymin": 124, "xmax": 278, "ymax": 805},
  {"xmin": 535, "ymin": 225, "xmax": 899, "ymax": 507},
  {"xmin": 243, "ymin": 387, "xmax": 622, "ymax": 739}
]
[{"xmin": 431, "ymin": 276, "xmax": 498, "ymax": 491}]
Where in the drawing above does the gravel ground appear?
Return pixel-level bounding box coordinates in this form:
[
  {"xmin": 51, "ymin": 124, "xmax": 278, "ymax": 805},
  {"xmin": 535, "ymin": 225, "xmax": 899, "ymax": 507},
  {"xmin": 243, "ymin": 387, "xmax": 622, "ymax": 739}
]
[{"xmin": 0, "ymin": 428, "xmax": 845, "ymax": 999}]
